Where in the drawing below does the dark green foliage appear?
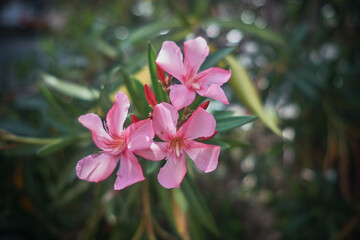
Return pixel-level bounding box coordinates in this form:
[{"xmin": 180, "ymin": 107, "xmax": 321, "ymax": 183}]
[{"xmin": 1, "ymin": 0, "xmax": 359, "ymax": 239}]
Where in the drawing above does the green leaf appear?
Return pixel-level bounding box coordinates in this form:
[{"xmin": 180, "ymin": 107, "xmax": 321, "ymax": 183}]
[
  {"xmin": 188, "ymin": 211, "xmax": 205, "ymax": 240},
  {"xmin": 212, "ymin": 110, "xmax": 235, "ymax": 119},
  {"xmin": 97, "ymin": 39, "xmax": 117, "ymax": 59},
  {"xmin": 99, "ymin": 66, "xmax": 121, "ymax": 114},
  {"xmin": 120, "ymin": 69, "xmax": 146, "ymax": 117},
  {"xmin": 147, "ymin": 43, "xmax": 167, "ymax": 102},
  {"xmin": 208, "ymin": 19, "xmax": 285, "ymax": 46},
  {"xmin": 41, "ymin": 73, "xmax": 99, "ymax": 101},
  {"xmin": 181, "ymin": 175, "xmax": 219, "ymax": 235},
  {"xmin": 220, "ymin": 137, "xmax": 248, "ymax": 148},
  {"xmin": 166, "ymin": 0, "xmax": 191, "ymax": 28},
  {"xmin": 156, "ymin": 183, "xmax": 176, "ymax": 231},
  {"xmin": 225, "ymin": 55, "xmax": 282, "ymax": 136},
  {"xmin": 36, "ymin": 136, "xmax": 77, "ymax": 156},
  {"xmin": 216, "ymin": 115, "xmax": 257, "ymax": 132},
  {"xmin": 121, "ymin": 18, "xmax": 181, "ymax": 49},
  {"xmin": 145, "ymin": 160, "xmax": 162, "ymax": 175},
  {"xmin": 202, "ymin": 138, "xmax": 231, "ymax": 150},
  {"xmin": 0, "ymin": 129, "xmax": 54, "ymax": 145},
  {"xmin": 192, "ymin": 0, "xmax": 210, "ymax": 19},
  {"xmin": 200, "ymin": 47, "xmax": 236, "ymax": 71},
  {"xmin": 132, "ymin": 77, "xmax": 152, "ymax": 117},
  {"xmin": 38, "ymin": 83, "xmax": 72, "ymax": 126},
  {"xmin": 50, "ymin": 182, "xmax": 90, "ymax": 209}
]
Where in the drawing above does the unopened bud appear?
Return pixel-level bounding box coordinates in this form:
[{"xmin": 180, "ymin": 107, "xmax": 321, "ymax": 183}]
[
  {"xmin": 131, "ymin": 114, "xmax": 139, "ymax": 123},
  {"xmin": 157, "ymin": 65, "xmax": 166, "ymax": 83},
  {"xmin": 144, "ymin": 84, "xmax": 158, "ymax": 107},
  {"xmin": 199, "ymin": 100, "xmax": 210, "ymax": 110}
]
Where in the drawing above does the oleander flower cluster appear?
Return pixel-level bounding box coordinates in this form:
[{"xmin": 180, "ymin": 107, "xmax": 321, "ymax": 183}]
[{"xmin": 76, "ymin": 37, "xmax": 231, "ymax": 189}]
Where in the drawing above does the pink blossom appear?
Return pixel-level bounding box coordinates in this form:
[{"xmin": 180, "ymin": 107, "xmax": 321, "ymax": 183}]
[
  {"xmin": 149, "ymin": 102, "xmax": 221, "ymax": 189},
  {"xmin": 76, "ymin": 91, "xmax": 156, "ymax": 190},
  {"xmin": 156, "ymin": 36, "xmax": 231, "ymax": 110}
]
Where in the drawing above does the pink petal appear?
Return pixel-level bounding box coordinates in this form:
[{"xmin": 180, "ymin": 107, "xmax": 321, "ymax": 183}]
[
  {"xmin": 158, "ymin": 152, "xmax": 187, "ymax": 188},
  {"xmin": 183, "ymin": 37, "xmax": 209, "ymax": 76},
  {"xmin": 106, "ymin": 91, "xmax": 130, "ymax": 136},
  {"xmin": 114, "ymin": 150, "xmax": 145, "ymax": 190},
  {"xmin": 196, "ymin": 67, "xmax": 231, "ymax": 86},
  {"xmin": 169, "ymin": 84, "xmax": 196, "ymax": 111},
  {"xmin": 78, "ymin": 113, "xmax": 112, "ymax": 151},
  {"xmin": 196, "ymin": 84, "xmax": 229, "ymax": 104},
  {"xmin": 76, "ymin": 153, "xmax": 118, "ymax": 182},
  {"xmin": 184, "ymin": 140, "xmax": 220, "ymax": 173},
  {"xmin": 127, "ymin": 135, "xmax": 151, "ymax": 152},
  {"xmin": 156, "ymin": 41, "xmax": 186, "ymax": 82},
  {"xmin": 178, "ymin": 107, "xmax": 216, "ymax": 140},
  {"xmin": 134, "ymin": 142, "xmax": 168, "ymax": 161},
  {"xmin": 152, "ymin": 103, "xmax": 178, "ymax": 141},
  {"xmin": 125, "ymin": 119, "xmax": 154, "ymax": 151}
]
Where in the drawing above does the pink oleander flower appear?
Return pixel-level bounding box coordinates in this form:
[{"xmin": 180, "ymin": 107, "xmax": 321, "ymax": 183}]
[
  {"xmin": 76, "ymin": 91, "xmax": 155, "ymax": 190},
  {"xmin": 149, "ymin": 102, "xmax": 221, "ymax": 189},
  {"xmin": 156, "ymin": 36, "xmax": 231, "ymax": 110}
]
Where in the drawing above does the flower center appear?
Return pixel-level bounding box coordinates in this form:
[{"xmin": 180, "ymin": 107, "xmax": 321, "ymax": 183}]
[
  {"xmin": 170, "ymin": 137, "xmax": 184, "ymax": 157},
  {"xmin": 109, "ymin": 137, "xmax": 126, "ymax": 152},
  {"xmin": 192, "ymin": 83, "xmax": 200, "ymax": 90}
]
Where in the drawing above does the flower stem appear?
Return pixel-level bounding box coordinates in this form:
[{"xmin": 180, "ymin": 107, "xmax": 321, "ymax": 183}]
[
  {"xmin": 132, "ymin": 219, "xmax": 145, "ymax": 240},
  {"xmin": 141, "ymin": 180, "xmax": 156, "ymax": 240},
  {"xmin": 171, "ymin": 190, "xmax": 190, "ymax": 240}
]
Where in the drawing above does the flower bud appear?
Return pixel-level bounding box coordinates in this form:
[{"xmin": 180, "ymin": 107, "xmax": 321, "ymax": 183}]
[
  {"xmin": 157, "ymin": 65, "xmax": 166, "ymax": 83},
  {"xmin": 199, "ymin": 100, "xmax": 210, "ymax": 110},
  {"xmin": 144, "ymin": 84, "xmax": 157, "ymax": 107},
  {"xmin": 131, "ymin": 114, "xmax": 139, "ymax": 123}
]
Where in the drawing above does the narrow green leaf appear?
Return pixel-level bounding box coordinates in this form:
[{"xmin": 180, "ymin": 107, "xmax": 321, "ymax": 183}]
[
  {"xmin": 156, "ymin": 183, "xmax": 176, "ymax": 231},
  {"xmin": 0, "ymin": 129, "xmax": 54, "ymax": 145},
  {"xmin": 50, "ymin": 182, "xmax": 90, "ymax": 209},
  {"xmin": 225, "ymin": 55, "xmax": 282, "ymax": 136},
  {"xmin": 192, "ymin": 0, "xmax": 210, "ymax": 19},
  {"xmin": 219, "ymin": 137, "xmax": 248, "ymax": 148},
  {"xmin": 99, "ymin": 67, "xmax": 121, "ymax": 114},
  {"xmin": 97, "ymin": 39, "xmax": 117, "ymax": 59},
  {"xmin": 132, "ymin": 77, "xmax": 152, "ymax": 117},
  {"xmin": 145, "ymin": 160, "xmax": 162, "ymax": 175},
  {"xmin": 99, "ymin": 85, "xmax": 113, "ymax": 115},
  {"xmin": 208, "ymin": 19, "xmax": 285, "ymax": 46},
  {"xmin": 120, "ymin": 68, "xmax": 142, "ymax": 112},
  {"xmin": 121, "ymin": 18, "xmax": 181, "ymax": 48},
  {"xmin": 166, "ymin": 0, "xmax": 191, "ymax": 28},
  {"xmin": 200, "ymin": 47, "xmax": 236, "ymax": 71},
  {"xmin": 188, "ymin": 211, "xmax": 205, "ymax": 240},
  {"xmin": 216, "ymin": 115, "xmax": 257, "ymax": 132},
  {"xmin": 36, "ymin": 136, "xmax": 76, "ymax": 156},
  {"xmin": 181, "ymin": 175, "xmax": 219, "ymax": 235},
  {"xmin": 147, "ymin": 43, "xmax": 166, "ymax": 102},
  {"xmin": 202, "ymin": 138, "xmax": 231, "ymax": 150},
  {"xmin": 37, "ymin": 83, "xmax": 72, "ymax": 126},
  {"xmin": 41, "ymin": 73, "xmax": 99, "ymax": 101},
  {"xmin": 212, "ymin": 110, "xmax": 235, "ymax": 119}
]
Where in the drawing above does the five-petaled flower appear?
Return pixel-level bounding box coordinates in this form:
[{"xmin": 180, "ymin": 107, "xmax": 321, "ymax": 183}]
[
  {"xmin": 156, "ymin": 36, "xmax": 231, "ymax": 110},
  {"xmin": 149, "ymin": 102, "xmax": 221, "ymax": 189},
  {"xmin": 76, "ymin": 91, "xmax": 155, "ymax": 190}
]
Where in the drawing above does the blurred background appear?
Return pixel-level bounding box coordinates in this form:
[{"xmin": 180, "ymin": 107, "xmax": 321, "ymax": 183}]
[{"xmin": 1, "ymin": 0, "xmax": 359, "ymax": 239}]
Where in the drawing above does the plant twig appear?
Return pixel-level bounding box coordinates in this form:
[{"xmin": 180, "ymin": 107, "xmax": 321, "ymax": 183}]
[{"xmin": 132, "ymin": 219, "xmax": 145, "ymax": 240}]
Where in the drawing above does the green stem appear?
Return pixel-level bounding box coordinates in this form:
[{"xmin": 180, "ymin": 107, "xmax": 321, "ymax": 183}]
[
  {"xmin": 0, "ymin": 130, "xmax": 56, "ymax": 145},
  {"xmin": 141, "ymin": 180, "xmax": 156, "ymax": 240},
  {"xmin": 132, "ymin": 219, "xmax": 145, "ymax": 240}
]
